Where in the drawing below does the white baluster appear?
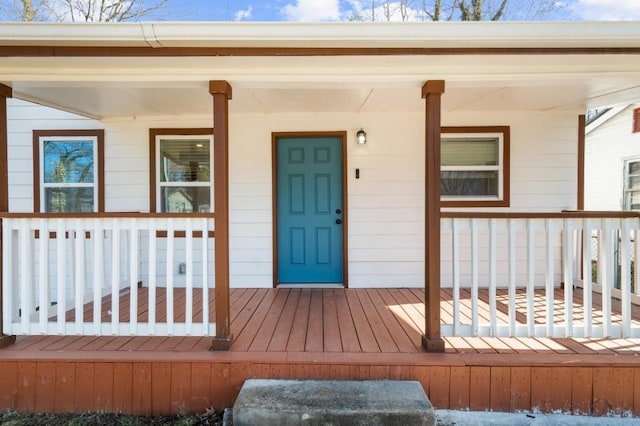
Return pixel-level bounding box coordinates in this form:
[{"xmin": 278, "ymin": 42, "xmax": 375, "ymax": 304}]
[
  {"xmin": 562, "ymin": 218, "xmax": 574, "ymax": 337},
  {"xmin": 74, "ymin": 219, "xmax": 85, "ymax": 335},
  {"xmin": 508, "ymin": 219, "xmax": 517, "ymax": 336},
  {"xmin": 129, "ymin": 218, "xmax": 139, "ymax": 334},
  {"xmin": 452, "ymin": 219, "xmax": 460, "ymax": 335},
  {"xmin": 19, "ymin": 219, "xmax": 31, "ymax": 334},
  {"xmin": 2, "ymin": 219, "xmax": 14, "ymax": 334},
  {"xmin": 582, "ymin": 219, "xmax": 592, "ymax": 337},
  {"xmin": 620, "ymin": 218, "xmax": 632, "ymax": 337},
  {"xmin": 93, "ymin": 218, "xmax": 104, "ymax": 335},
  {"xmin": 185, "ymin": 218, "xmax": 193, "ymax": 335},
  {"xmin": 489, "ymin": 218, "xmax": 497, "ymax": 337},
  {"xmin": 38, "ymin": 219, "xmax": 49, "ymax": 333},
  {"xmin": 148, "ymin": 219, "xmax": 157, "ymax": 335},
  {"xmin": 601, "ymin": 218, "xmax": 612, "ymax": 337},
  {"xmin": 166, "ymin": 219, "xmax": 175, "ymax": 335},
  {"xmin": 55, "ymin": 219, "xmax": 66, "ymax": 334},
  {"xmin": 111, "ymin": 218, "xmax": 120, "ymax": 334},
  {"xmin": 471, "ymin": 218, "xmax": 479, "ymax": 337},
  {"xmin": 545, "ymin": 219, "xmax": 555, "ymax": 336},
  {"xmin": 201, "ymin": 217, "xmax": 210, "ymax": 335},
  {"xmin": 526, "ymin": 219, "xmax": 535, "ymax": 337}
]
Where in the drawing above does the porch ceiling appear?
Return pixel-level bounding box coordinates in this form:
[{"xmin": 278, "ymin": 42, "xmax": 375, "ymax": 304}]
[
  {"xmin": 4, "ymin": 55, "xmax": 640, "ymax": 119},
  {"xmin": 1, "ymin": 25, "xmax": 640, "ymax": 119},
  {"xmin": 6, "ymin": 64, "xmax": 640, "ymax": 120}
]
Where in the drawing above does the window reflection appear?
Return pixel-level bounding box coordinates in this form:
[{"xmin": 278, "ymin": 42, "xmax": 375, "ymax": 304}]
[
  {"xmin": 42, "ymin": 139, "xmax": 96, "ymax": 212},
  {"xmin": 158, "ymin": 138, "xmax": 212, "ymax": 213}
]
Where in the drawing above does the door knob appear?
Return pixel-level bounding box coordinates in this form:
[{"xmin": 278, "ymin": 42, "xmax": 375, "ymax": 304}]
[
  {"xmin": 335, "ymin": 219, "xmax": 342, "ymax": 225},
  {"xmin": 336, "ymin": 209, "xmax": 342, "ymax": 214}
]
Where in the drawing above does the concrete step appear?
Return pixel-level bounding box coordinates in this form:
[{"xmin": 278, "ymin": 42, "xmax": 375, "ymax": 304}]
[{"xmin": 233, "ymin": 379, "xmax": 436, "ymax": 425}]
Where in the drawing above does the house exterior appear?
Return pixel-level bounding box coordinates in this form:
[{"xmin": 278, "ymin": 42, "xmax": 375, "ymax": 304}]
[
  {"xmin": 585, "ymin": 103, "xmax": 640, "ymax": 211},
  {"xmin": 1, "ymin": 21, "xmax": 640, "ymax": 415}
]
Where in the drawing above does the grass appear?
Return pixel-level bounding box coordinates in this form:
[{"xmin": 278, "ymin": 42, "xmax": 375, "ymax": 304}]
[{"xmin": 0, "ymin": 409, "xmax": 223, "ymax": 425}]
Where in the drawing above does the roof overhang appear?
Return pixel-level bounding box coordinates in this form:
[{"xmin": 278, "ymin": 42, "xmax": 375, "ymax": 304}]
[
  {"xmin": 1, "ymin": 21, "xmax": 640, "ymax": 49},
  {"xmin": 1, "ymin": 22, "xmax": 639, "ymax": 119}
]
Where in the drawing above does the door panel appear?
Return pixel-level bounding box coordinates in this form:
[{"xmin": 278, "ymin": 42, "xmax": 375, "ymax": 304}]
[{"xmin": 277, "ymin": 136, "xmax": 343, "ymax": 283}]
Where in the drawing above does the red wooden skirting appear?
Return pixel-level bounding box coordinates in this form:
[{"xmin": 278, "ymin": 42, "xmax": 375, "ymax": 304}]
[{"xmin": 1, "ymin": 288, "xmax": 639, "ymax": 416}]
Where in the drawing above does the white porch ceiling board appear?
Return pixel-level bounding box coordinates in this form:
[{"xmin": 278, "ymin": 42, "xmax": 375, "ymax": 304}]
[
  {"xmin": 6, "ymin": 83, "xmax": 630, "ymax": 119},
  {"xmin": 2, "ymin": 53, "xmax": 640, "ymax": 117},
  {"xmin": 356, "ymin": 88, "xmax": 423, "ymax": 113},
  {"xmin": 450, "ymin": 85, "xmax": 588, "ymax": 112},
  {"xmin": 245, "ymin": 88, "xmax": 374, "ymax": 113},
  {"xmin": 11, "ymin": 82, "xmax": 213, "ymax": 118},
  {"xmin": 2, "ymin": 55, "xmax": 640, "ymax": 84}
]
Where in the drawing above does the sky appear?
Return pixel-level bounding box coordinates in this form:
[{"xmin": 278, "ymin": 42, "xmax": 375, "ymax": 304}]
[{"xmin": 163, "ymin": 0, "xmax": 640, "ymax": 22}]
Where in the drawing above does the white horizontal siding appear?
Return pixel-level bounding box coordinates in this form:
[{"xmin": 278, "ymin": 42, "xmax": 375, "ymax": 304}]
[
  {"xmin": 7, "ymin": 99, "xmax": 101, "ymax": 213},
  {"xmin": 585, "ymin": 104, "xmax": 640, "ymax": 211},
  {"xmin": 7, "ymin": 100, "xmax": 581, "ymax": 289}
]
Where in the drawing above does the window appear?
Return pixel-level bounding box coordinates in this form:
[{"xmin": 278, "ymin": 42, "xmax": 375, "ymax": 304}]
[
  {"xmin": 440, "ymin": 126, "xmax": 510, "ymax": 207},
  {"xmin": 633, "ymin": 107, "xmax": 640, "ymax": 134},
  {"xmin": 623, "ymin": 157, "xmax": 640, "ymax": 210},
  {"xmin": 33, "ymin": 130, "xmax": 104, "ymax": 213},
  {"xmin": 150, "ymin": 129, "xmax": 213, "ymax": 213}
]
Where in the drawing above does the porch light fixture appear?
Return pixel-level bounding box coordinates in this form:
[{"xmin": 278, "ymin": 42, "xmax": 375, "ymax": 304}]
[{"xmin": 356, "ymin": 128, "xmax": 367, "ymax": 144}]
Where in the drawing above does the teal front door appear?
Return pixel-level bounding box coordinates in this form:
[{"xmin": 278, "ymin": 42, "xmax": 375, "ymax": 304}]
[{"xmin": 276, "ymin": 136, "xmax": 344, "ymax": 284}]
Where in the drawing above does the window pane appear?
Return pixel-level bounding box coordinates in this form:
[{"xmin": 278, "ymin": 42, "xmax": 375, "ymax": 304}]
[
  {"xmin": 160, "ymin": 139, "xmax": 210, "ymax": 183},
  {"xmin": 45, "ymin": 187, "xmax": 94, "ymax": 213},
  {"xmin": 441, "ymin": 171, "xmax": 498, "ymax": 196},
  {"xmin": 630, "ymin": 191, "xmax": 640, "ymax": 210},
  {"xmin": 441, "ymin": 137, "xmax": 499, "ymax": 166},
  {"xmin": 43, "ymin": 140, "xmax": 94, "ymax": 184},
  {"xmin": 629, "ymin": 161, "xmax": 640, "ymax": 175},
  {"xmin": 629, "ymin": 175, "xmax": 640, "ymax": 190},
  {"xmin": 161, "ymin": 186, "xmax": 211, "ymax": 213}
]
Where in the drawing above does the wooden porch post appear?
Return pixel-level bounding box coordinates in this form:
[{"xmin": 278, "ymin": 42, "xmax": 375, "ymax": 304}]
[
  {"xmin": 210, "ymin": 81, "xmax": 233, "ymax": 350},
  {"xmin": 577, "ymin": 114, "xmax": 586, "ymax": 211},
  {"xmin": 0, "ymin": 84, "xmax": 16, "ymax": 348},
  {"xmin": 422, "ymin": 80, "xmax": 445, "ymax": 353}
]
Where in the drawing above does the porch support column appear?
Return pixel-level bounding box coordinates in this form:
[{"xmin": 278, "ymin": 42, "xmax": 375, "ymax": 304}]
[
  {"xmin": 422, "ymin": 80, "xmax": 445, "ymax": 353},
  {"xmin": 0, "ymin": 84, "xmax": 16, "ymax": 348},
  {"xmin": 210, "ymin": 81, "xmax": 233, "ymax": 350},
  {"xmin": 577, "ymin": 114, "xmax": 585, "ymax": 211}
]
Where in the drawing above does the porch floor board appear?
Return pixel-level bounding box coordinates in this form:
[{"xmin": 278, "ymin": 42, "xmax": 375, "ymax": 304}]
[
  {"xmin": 3, "ymin": 288, "xmax": 640, "ymax": 416},
  {"xmin": 4, "ymin": 287, "xmax": 640, "ymax": 355}
]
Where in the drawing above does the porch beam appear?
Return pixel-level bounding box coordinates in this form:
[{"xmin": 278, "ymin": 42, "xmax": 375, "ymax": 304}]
[
  {"xmin": 0, "ymin": 83, "xmax": 16, "ymax": 348},
  {"xmin": 577, "ymin": 114, "xmax": 585, "ymax": 211},
  {"xmin": 422, "ymin": 80, "xmax": 445, "ymax": 353},
  {"xmin": 210, "ymin": 81, "xmax": 233, "ymax": 350}
]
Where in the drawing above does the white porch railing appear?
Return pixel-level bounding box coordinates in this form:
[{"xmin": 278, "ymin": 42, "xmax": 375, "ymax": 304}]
[
  {"xmin": 2, "ymin": 213, "xmax": 215, "ymax": 337},
  {"xmin": 441, "ymin": 212, "xmax": 640, "ymax": 339}
]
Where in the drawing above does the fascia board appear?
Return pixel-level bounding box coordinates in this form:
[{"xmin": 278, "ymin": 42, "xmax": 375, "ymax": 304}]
[{"xmin": 0, "ymin": 21, "xmax": 639, "ymax": 49}]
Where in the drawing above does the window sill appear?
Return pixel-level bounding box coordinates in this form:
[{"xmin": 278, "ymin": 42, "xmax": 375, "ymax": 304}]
[{"xmin": 441, "ymin": 199, "xmax": 509, "ymax": 208}]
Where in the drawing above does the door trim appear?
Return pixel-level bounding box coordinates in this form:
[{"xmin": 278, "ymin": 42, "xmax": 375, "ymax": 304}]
[{"xmin": 272, "ymin": 131, "xmax": 348, "ymax": 288}]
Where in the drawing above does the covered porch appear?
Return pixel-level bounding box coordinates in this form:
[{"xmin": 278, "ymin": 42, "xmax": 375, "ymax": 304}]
[
  {"xmin": 1, "ymin": 286, "xmax": 640, "ymax": 416},
  {"xmin": 3, "ymin": 212, "xmax": 640, "ymax": 342},
  {"xmin": 1, "ymin": 21, "xmax": 640, "ymax": 416}
]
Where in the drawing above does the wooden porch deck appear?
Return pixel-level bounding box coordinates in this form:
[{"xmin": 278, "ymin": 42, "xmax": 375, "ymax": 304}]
[
  {"xmin": 6, "ymin": 287, "xmax": 640, "ymax": 355},
  {"xmin": 1, "ymin": 288, "xmax": 640, "ymax": 416}
]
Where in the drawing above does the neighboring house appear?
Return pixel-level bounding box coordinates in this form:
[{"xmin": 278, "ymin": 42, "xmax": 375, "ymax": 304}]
[
  {"xmin": 1, "ymin": 22, "xmax": 640, "ymax": 416},
  {"xmin": 585, "ymin": 103, "xmax": 640, "ymax": 211}
]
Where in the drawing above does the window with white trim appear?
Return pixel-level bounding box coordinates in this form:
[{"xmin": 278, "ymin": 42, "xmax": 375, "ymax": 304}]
[
  {"xmin": 623, "ymin": 157, "xmax": 640, "ymax": 211},
  {"xmin": 440, "ymin": 126, "xmax": 510, "ymax": 207},
  {"xmin": 35, "ymin": 131, "xmax": 103, "ymax": 213},
  {"xmin": 155, "ymin": 134, "xmax": 213, "ymax": 213}
]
